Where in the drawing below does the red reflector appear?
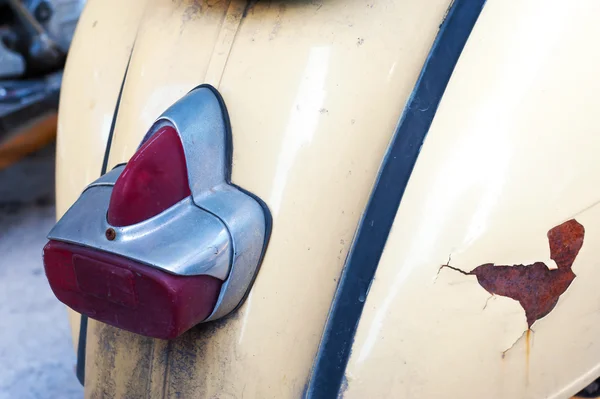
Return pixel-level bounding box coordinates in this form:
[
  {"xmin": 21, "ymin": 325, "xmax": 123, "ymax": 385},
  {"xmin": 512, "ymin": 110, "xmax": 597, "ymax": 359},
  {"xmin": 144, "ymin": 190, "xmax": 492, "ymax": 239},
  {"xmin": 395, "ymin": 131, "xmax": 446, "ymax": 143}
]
[
  {"xmin": 74, "ymin": 255, "xmax": 138, "ymax": 308},
  {"xmin": 107, "ymin": 126, "xmax": 191, "ymax": 227},
  {"xmin": 43, "ymin": 240, "xmax": 222, "ymax": 339}
]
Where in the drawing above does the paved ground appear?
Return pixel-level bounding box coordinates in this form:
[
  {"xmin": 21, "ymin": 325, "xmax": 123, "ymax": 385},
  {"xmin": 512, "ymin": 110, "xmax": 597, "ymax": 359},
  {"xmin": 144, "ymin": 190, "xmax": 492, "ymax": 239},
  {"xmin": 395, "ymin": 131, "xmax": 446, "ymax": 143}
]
[{"xmin": 0, "ymin": 145, "xmax": 83, "ymax": 398}]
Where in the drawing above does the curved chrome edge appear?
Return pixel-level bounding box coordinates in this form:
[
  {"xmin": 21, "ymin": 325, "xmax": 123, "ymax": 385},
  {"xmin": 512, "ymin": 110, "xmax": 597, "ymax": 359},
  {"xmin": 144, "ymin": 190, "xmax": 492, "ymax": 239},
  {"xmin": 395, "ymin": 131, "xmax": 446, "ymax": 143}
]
[
  {"xmin": 47, "ymin": 185, "xmax": 232, "ymax": 279},
  {"xmin": 141, "ymin": 84, "xmax": 271, "ymax": 321},
  {"xmin": 145, "ymin": 85, "xmax": 229, "ymax": 202},
  {"xmin": 50, "ymin": 85, "xmax": 271, "ymax": 323},
  {"xmin": 202, "ymin": 186, "xmax": 267, "ymax": 321},
  {"xmin": 83, "ymin": 164, "xmax": 125, "ymax": 191}
]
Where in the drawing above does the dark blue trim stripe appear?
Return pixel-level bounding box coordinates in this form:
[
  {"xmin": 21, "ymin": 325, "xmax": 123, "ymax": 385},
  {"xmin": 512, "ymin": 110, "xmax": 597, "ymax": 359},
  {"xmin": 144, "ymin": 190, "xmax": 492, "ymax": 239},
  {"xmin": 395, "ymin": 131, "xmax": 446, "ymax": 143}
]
[
  {"xmin": 75, "ymin": 312, "xmax": 87, "ymax": 385},
  {"xmin": 305, "ymin": 1, "xmax": 486, "ymax": 397},
  {"xmin": 76, "ymin": 50, "xmax": 133, "ymax": 386},
  {"xmin": 99, "ymin": 56, "xmax": 132, "ymax": 178}
]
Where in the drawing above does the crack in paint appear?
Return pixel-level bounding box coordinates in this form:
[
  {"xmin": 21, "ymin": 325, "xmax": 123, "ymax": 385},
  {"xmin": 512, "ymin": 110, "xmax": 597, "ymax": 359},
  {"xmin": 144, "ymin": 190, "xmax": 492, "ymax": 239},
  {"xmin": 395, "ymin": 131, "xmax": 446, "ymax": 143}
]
[
  {"xmin": 441, "ymin": 219, "xmax": 585, "ymax": 328},
  {"xmin": 501, "ymin": 329, "xmax": 529, "ymax": 359},
  {"xmin": 482, "ymin": 295, "xmax": 495, "ymax": 310}
]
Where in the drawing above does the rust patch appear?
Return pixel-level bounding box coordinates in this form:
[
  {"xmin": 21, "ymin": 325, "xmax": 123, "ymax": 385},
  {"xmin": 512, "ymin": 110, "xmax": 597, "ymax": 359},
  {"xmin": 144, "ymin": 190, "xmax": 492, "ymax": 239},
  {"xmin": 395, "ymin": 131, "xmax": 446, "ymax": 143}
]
[{"xmin": 442, "ymin": 219, "xmax": 585, "ymax": 327}]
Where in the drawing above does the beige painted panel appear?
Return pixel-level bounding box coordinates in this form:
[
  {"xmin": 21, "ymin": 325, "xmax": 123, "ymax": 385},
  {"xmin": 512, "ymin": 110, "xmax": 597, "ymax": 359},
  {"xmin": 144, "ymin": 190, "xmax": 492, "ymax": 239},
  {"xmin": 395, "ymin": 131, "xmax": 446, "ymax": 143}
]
[
  {"xmin": 83, "ymin": 0, "xmax": 452, "ymax": 397},
  {"xmin": 105, "ymin": 0, "xmax": 234, "ymax": 167},
  {"xmin": 344, "ymin": 1, "xmax": 600, "ymax": 398},
  {"xmin": 54, "ymin": 0, "xmax": 148, "ymax": 351}
]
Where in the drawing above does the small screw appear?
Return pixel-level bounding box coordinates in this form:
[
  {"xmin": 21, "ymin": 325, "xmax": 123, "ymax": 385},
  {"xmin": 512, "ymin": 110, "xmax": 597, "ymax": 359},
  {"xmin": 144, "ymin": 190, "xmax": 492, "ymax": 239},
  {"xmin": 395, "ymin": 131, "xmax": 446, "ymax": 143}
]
[{"xmin": 105, "ymin": 228, "xmax": 116, "ymax": 241}]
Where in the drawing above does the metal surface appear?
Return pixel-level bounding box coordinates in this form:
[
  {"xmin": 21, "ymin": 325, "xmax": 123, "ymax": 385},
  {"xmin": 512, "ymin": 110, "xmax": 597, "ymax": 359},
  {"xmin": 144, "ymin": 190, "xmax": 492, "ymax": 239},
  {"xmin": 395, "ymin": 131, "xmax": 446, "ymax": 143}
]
[
  {"xmin": 145, "ymin": 85, "xmax": 269, "ymax": 321},
  {"xmin": 144, "ymin": 87, "xmax": 228, "ymax": 200},
  {"xmin": 49, "ymin": 186, "xmax": 233, "ymax": 279},
  {"xmin": 50, "ymin": 86, "xmax": 268, "ymax": 319},
  {"xmin": 85, "ymin": 164, "xmax": 124, "ymax": 188},
  {"xmin": 200, "ymin": 184, "xmax": 268, "ymax": 321}
]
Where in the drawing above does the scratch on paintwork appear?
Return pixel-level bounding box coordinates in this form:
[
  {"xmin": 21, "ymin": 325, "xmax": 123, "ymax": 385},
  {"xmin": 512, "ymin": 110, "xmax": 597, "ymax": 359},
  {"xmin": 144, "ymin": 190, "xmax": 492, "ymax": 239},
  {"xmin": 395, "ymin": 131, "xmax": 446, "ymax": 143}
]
[
  {"xmin": 568, "ymin": 197, "xmax": 600, "ymax": 220},
  {"xmin": 434, "ymin": 254, "xmax": 453, "ymax": 283},
  {"xmin": 482, "ymin": 295, "xmax": 495, "ymax": 310},
  {"xmin": 502, "ymin": 328, "xmax": 533, "ymax": 381},
  {"xmin": 440, "ymin": 219, "xmax": 585, "ymax": 328},
  {"xmin": 500, "ymin": 329, "xmax": 531, "ymax": 359}
]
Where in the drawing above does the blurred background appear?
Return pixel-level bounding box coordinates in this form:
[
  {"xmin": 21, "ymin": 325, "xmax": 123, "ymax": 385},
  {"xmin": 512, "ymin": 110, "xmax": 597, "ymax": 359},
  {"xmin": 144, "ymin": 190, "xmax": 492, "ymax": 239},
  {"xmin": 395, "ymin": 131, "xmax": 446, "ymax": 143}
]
[
  {"xmin": 0, "ymin": 0, "xmax": 85, "ymax": 397},
  {"xmin": 0, "ymin": 143, "xmax": 82, "ymax": 398}
]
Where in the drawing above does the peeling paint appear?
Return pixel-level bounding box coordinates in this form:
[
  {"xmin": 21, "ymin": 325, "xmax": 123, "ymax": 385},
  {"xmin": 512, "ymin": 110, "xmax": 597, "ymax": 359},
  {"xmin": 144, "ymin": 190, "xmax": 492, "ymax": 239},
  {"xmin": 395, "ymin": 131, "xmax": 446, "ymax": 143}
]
[{"xmin": 442, "ymin": 219, "xmax": 585, "ymax": 327}]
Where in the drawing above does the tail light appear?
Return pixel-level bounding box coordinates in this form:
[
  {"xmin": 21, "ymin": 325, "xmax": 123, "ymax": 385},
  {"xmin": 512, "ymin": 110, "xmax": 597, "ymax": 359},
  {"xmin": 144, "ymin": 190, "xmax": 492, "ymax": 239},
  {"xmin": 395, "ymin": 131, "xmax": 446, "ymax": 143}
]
[
  {"xmin": 43, "ymin": 85, "xmax": 270, "ymax": 339},
  {"xmin": 107, "ymin": 125, "xmax": 191, "ymax": 227}
]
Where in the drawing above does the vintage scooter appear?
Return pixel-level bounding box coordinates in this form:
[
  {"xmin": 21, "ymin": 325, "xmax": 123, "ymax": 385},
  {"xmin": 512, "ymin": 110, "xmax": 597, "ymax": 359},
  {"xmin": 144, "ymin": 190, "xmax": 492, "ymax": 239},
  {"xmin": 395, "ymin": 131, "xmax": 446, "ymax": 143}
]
[{"xmin": 43, "ymin": 0, "xmax": 600, "ymax": 397}]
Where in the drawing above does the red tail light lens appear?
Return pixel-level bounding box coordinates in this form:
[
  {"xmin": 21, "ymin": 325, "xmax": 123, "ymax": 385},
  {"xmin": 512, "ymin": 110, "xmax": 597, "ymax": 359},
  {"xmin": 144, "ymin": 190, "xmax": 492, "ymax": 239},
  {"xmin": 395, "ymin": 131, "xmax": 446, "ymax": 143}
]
[
  {"xmin": 44, "ymin": 125, "xmax": 224, "ymax": 339},
  {"xmin": 107, "ymin": 126, "xmax": 191, "ymax": 227},
  {"xmin": 43, "ymin": 240, "xmax": 222, "ymax": 339},
  {"xmin": 44, "ymin": 86, "xmax": 270, "ymax": 340}
]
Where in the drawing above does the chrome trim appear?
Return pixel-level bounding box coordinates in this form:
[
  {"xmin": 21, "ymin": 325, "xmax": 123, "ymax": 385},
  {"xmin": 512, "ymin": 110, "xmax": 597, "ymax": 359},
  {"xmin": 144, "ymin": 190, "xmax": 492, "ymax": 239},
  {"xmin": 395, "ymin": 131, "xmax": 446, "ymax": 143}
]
[
  {"xmin": 201, "ymin": 184, "xmax": 266, "ymax": 321},
  {"xmin": 48, "ymin": 186, "xmax": 232, "ymax": 279},
  {"xmin": 48, "ymin": 85, "xmax": 270, "ymax": 323},
  {"xmin": 84, "ymin": 164, "xmax": 124, "ymax": 190},
  {"xmin": 150, "ymin": 87, "xmax": 229, "ymax": 202}
]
